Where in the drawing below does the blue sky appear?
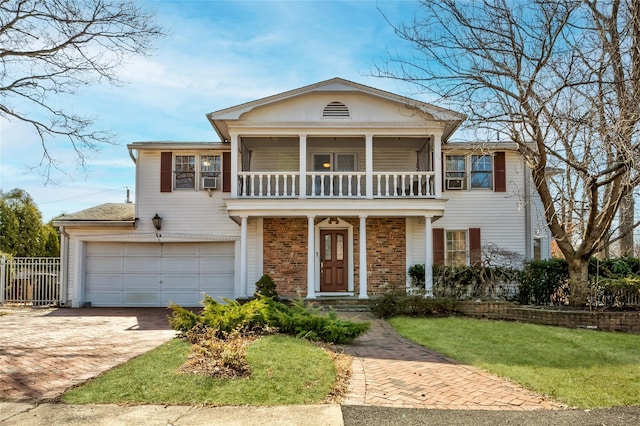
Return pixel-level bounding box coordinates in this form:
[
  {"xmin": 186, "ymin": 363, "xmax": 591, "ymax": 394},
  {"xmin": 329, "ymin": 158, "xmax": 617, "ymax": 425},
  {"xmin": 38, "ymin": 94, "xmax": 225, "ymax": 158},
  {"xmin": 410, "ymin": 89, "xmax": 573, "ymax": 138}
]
[{"xmin": 1, "ymin": 0, "xmax": 430, "ymax": 221}]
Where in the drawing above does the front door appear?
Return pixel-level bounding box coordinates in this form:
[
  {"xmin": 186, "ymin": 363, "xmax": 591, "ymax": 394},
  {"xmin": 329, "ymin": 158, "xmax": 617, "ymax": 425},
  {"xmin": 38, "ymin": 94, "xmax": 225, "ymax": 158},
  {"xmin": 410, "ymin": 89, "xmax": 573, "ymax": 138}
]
[{"xmin": 320, "ymin": 229, "xmax": 348, "ymax": 292}]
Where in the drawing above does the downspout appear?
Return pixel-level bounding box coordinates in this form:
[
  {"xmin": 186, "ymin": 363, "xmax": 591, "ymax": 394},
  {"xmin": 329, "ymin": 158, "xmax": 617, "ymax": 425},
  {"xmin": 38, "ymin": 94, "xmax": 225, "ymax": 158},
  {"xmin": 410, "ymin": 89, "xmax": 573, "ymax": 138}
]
[
  {"xmin": 523, "ymin": 158, "xmax": 533, "ymax": 260},
  {"xmin": 59, "ymin": 226, "xmax": 70, "ymax": 307},
  {"xmin": 128, "ymin": 147, "xmax": 137, "ymax": 164}
]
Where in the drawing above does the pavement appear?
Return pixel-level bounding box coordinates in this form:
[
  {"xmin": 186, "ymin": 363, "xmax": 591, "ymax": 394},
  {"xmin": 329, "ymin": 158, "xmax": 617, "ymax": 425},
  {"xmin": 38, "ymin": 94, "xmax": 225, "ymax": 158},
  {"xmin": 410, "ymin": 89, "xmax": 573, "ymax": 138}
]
[{"xmin": 1, "ymin": 307, "xmax": 639, "ymax": 425}]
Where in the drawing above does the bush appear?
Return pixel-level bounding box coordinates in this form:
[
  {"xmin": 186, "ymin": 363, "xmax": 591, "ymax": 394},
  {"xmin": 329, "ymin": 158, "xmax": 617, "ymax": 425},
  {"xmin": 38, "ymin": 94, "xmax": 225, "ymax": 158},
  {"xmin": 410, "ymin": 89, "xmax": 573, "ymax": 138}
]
[
  {"xmin": 369, "ymin": 291, "xmax": 456, "ymax": 318},
  {"xmin": 169, "ymin": 294, "xmax": 369, "ymax": 344},
  {"xmin": 254, "ymin": 274, "xmax": 279, "ymax": 301},
  {"xmin": 518, "ymin": 258, "xmax": 569, "ymax": 305},
  {"xmin": 180, "ymin": 329, "xmax": 252, "ymax": 379}
]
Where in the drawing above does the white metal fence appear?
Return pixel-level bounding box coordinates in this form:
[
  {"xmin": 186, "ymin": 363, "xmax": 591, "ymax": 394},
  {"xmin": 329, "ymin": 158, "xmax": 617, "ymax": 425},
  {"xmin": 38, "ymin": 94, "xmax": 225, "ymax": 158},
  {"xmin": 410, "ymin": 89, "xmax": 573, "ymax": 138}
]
[{"xmin": 1, "ymin": 257, "xmax": 60, "ymax": 307}]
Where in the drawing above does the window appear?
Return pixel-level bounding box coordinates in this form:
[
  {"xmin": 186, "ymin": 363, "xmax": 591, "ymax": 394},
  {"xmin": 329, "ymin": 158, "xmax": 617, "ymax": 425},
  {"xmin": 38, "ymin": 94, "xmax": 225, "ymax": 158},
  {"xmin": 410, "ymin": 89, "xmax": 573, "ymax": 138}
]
[
  {"xmin": 533, "ymin": 238, "xmax": 542, "ymax": 261},
  {"xmin": 446, "ymin": 230, "xmax": 467, "ymax": 266},
  {"xmin": 470, "ymin": 155, "xmax": 492, "ymax": 189},
  {"xmin": 445, "ymin": 154, "xmax": 496, "ymax": 190},
  {"xmin": 445, "ymin": 155, "xmax": 467, "ymax": 190},
  {"xmin": 174, "ymin": 155, "xmax": 195, "ymax": 189},
  {"xmin": 201, "ymin": 155, "xmax": 221, "ymax": 181}
]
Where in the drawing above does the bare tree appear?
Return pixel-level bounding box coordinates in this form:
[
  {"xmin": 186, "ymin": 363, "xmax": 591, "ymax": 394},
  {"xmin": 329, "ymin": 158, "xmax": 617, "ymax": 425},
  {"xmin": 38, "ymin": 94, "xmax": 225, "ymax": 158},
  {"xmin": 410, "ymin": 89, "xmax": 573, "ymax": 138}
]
[
  {"xmin": 0, "ymin": 0, "xmax": 164, "ymax": 181},
  {"xmin": 377, "ymin": 0, "xmax": 640, "ymax": 294}
]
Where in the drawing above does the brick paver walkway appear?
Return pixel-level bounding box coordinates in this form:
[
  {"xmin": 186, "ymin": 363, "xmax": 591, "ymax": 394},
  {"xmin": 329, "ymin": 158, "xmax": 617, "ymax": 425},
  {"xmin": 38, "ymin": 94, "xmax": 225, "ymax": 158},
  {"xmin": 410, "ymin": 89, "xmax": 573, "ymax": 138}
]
[
  {"xmin": 0, "ymin": 308, "xmax": 176, "ymax": 401},
  {"xmin": 341, "ymin": 312, "xmax": 565, "ymax": 410}
]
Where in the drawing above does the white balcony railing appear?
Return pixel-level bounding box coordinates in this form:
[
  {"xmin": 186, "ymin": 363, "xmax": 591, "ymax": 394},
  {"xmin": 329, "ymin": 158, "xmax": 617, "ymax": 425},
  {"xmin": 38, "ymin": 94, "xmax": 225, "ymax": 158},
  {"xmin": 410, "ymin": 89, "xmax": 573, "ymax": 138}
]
[{"xmin": 237, "ymin": 171, "xmax": 436, "ymax": 198}]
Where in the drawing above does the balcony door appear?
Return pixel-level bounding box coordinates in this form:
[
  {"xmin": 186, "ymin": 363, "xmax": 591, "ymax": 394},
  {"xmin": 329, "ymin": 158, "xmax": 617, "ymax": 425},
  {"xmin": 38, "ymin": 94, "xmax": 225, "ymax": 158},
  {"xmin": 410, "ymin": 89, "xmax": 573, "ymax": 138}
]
[
  {"xmin": 320, "ymin": 229, "xmax": 348, "ymax": 292},
  {"xmin": 312, "ymin": 153, "xmax": 356, "ymax": 196}
]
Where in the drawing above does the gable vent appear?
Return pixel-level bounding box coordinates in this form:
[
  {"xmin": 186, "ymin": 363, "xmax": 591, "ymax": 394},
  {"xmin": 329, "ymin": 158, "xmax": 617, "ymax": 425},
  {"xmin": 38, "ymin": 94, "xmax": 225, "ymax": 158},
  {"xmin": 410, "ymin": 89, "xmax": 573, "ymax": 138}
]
[{"xmin": 322, "ymin": 101, "xmax": 350, "ymax": 118}]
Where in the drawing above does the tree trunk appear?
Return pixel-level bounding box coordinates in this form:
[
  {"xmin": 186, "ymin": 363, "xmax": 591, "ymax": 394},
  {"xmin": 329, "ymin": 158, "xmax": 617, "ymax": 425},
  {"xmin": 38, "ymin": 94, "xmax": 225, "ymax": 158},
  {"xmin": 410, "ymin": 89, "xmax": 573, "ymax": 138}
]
[
  {"xmin": 619, "ymin": 194, "xmax": 635, "ymax": 257},
  {"xmin": 567, "ymin": 258, "xmax": 589, "ymax": 306}
]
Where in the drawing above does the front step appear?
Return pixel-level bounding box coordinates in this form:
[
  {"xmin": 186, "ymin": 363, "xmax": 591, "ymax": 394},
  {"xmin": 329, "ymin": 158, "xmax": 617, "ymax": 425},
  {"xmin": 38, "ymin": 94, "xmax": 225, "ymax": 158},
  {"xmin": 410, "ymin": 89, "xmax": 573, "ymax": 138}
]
[{"xmin": 305, "ymin": 297, "xmax": 372, "ymax": 312}]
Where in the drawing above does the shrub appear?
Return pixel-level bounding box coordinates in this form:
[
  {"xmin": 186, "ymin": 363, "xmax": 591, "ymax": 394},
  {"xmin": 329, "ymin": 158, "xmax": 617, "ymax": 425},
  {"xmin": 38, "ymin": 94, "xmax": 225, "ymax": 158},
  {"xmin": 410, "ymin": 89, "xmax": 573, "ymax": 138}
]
[
  {"xmin": 518, "ymin": 259, "xmax": 569, "ymax": 305},
  {"xmin": 180, "ymin": 328, "xmax": 252, "ymax": 379},
  {"xmin": 169, "ymin": 295, "xmax": 369, "ymax": 344},
  {"xmin": 254, "ymin": 274, "xmax": 279, "ymax": 301},
  {"xmin": 369, "ymin": 291, "xmax": 456, "ymax": 318}
]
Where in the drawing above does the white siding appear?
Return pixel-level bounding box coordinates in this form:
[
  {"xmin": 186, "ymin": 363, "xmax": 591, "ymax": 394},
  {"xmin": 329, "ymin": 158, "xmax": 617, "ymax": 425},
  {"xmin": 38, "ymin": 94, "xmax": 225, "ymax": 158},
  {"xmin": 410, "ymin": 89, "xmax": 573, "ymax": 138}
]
[{"xmin": 136, "ymin": 150, "xmax": 240, "ymax": 237}]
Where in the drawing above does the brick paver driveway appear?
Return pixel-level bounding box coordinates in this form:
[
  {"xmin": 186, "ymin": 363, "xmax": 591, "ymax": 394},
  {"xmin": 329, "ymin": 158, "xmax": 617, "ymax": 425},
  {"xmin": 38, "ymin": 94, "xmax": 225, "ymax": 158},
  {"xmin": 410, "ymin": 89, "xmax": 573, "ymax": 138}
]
[{"xmin": 0, "ymin": 308, "xmax": 176, "ymax": 401}]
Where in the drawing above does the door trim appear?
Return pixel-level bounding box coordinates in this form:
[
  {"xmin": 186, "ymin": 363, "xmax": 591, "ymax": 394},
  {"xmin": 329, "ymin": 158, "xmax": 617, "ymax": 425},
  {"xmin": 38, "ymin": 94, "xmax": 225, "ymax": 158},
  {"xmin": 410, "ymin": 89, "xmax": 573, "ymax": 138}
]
[{"xmin": 314, "ymin": 217, "xmax": 354, "ymax": 294}]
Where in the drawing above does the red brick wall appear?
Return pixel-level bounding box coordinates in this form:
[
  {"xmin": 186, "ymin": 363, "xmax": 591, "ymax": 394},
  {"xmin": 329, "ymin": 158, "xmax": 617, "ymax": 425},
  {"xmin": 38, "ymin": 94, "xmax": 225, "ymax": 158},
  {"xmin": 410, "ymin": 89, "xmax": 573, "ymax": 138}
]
[
  {"xmin": 366, "ymin": 218, "xmax": 406, "ymax": 294},
  {"xmin": 262, "ymin": 216, "xmax": 407, "ymax": 297},
  {"xmin": 263, "ymin": 218, "xmax": 308, "ymax": 296}
]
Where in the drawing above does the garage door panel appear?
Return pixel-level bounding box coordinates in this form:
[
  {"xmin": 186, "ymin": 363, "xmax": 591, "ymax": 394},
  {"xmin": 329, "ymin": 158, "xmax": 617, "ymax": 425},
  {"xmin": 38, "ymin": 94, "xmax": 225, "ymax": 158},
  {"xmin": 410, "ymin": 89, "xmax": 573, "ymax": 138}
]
[
  {"xmin": 200, "ymin": 273, "xmax": 234, "ymax": 290},
  {"xmin": 162, "ymin": 291, "xmax": 201, "ymax": 307},
  {"xmin": 124, "ymin": 243, "xmax": 161, "ymax": 256},
  {"xmin": 85, "ymin": 273, "xmax": 123, "ymax": 289},
  {"xmin": 123, "ymin": 292, "xmax": 160, "ymax": 307},
  {"xmin": 162, "ymin": 243, "xmax": 199, "ymax": 256},
  {"xmin": 200, "ymin": 243, "xmax": 234, "ymax": 255},
  {"xmin": 162, "ymin": 257, "xmax": 199, "ymax": 273},
  {"xmin": 200, "ymin": 256, "xmax": 234, "ymax": 273},
  {"xmin": 123, "ymin": 257, "xmax": 161, "ymax": 273},
  {"xmin": 86, "ymin": 291, "xmax": 122, "ymax": 307},
  {"xmin": 86, "ymin": 242, "xmax": 123, "ymax": 256},
  {"xmin": 123, "ymin": 274, "xmax": 161, "ymax": 290},
  {"xmin": 162, "ymin": 274, "xmax": 199, "ymax": 290},
  {"xmin": 86, "ymin": 256, "xmax": 122, "ymax": 274}
]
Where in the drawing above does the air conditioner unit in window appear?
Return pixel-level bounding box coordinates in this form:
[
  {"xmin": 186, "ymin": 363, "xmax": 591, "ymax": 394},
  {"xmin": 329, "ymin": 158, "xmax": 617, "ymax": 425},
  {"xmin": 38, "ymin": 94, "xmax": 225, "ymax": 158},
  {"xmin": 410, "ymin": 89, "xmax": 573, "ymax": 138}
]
[
  {"xmin": 202, "ymin": 177, "xmax": 219, "ymax": 190},
  {"xmin": 445, "ymin": 178, "xmax": 464, "ymax": 190}
]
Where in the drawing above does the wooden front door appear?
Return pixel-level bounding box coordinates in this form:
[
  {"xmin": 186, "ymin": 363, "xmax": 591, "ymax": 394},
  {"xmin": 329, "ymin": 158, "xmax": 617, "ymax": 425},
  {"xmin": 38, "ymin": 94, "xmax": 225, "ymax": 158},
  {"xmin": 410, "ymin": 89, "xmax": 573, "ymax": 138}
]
[{"xmin": 320, "ymin": 229, "xmax": 348, "ymax": 292}]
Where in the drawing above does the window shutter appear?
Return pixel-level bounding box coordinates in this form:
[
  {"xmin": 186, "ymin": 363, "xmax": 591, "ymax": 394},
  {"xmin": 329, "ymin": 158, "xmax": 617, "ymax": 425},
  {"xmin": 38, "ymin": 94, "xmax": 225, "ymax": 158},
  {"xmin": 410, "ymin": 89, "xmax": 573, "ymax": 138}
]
[
  {"xmin": 160, "ymin": 152, "xmax": 172, "ymax": 193},
  {"xmin": 494, "ymin": 151, "xmax": 506, "ymax": 192},
  {"xmin": 469, "ymin": 228, "xmax": 482, "ymax": 266},
  {"xmin": 222, "ymin": 151, "xmax": 231, "ymax": 192},
  {"xmin": 433, "ymin": 228, "xmax": 445, "ymax": 265}
]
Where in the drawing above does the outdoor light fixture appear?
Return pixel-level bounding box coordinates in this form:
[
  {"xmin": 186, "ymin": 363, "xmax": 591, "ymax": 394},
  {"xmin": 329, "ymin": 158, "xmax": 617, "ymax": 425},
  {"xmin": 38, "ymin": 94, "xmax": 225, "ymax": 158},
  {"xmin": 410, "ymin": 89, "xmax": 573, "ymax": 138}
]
[
  {"xmin": 152, "ymin": 213, "xmax": 162, "ymax": 231},
  {"xmin": 322, "ymin": 162, "xmax": 331, "ymax": 169}
]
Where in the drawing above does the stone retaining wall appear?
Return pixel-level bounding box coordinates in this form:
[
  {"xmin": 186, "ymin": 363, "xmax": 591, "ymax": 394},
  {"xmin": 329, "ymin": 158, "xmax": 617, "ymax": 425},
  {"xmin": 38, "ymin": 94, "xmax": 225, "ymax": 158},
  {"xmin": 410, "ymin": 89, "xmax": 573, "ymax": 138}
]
[{"xmin": 456, "ymin": 301, "xmax": 640, "ymax": 333}]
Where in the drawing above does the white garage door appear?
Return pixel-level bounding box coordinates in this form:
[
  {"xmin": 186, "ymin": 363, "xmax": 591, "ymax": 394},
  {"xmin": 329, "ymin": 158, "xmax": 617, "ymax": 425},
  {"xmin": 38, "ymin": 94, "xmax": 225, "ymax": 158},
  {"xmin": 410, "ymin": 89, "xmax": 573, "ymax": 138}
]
[{"xmin": 85, "ymin": 242, "xmax": 235, "ymax": 307}]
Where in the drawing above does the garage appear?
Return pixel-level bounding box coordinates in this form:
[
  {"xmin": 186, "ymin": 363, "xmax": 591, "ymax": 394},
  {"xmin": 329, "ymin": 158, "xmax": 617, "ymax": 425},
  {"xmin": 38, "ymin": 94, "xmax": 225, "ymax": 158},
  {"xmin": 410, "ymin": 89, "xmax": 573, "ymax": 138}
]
[{"xmin": 84, "ymin": 242, "xmax": 235, "ymax": 307}]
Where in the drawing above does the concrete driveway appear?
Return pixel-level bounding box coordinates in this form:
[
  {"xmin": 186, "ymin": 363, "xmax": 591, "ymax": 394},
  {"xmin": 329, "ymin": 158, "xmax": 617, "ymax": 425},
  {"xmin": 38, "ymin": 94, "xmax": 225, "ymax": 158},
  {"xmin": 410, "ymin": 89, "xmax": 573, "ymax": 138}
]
[{"xmin": 0, "ymin": 308, "xmax": 176, "ymax": 401}]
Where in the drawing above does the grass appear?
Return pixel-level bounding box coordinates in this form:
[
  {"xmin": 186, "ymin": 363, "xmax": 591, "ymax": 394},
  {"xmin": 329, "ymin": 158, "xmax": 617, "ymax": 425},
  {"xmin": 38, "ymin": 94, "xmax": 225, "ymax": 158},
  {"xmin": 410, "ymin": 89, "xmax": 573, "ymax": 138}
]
[
  {"xmin": 389, "ymin": 316, "xmax": 640, "ymax": 409},
  {"xmin": 62, "ymin": 335, "xmax": 336, "ymax": 405}
]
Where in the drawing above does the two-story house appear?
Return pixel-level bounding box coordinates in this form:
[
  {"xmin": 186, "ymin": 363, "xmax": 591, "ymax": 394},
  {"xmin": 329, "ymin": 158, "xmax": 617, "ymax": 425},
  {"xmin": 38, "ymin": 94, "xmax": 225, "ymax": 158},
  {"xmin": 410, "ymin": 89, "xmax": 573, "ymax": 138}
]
[{"xmin": 54, "ymin": 78, "xmax": 550, "ymax": 308}]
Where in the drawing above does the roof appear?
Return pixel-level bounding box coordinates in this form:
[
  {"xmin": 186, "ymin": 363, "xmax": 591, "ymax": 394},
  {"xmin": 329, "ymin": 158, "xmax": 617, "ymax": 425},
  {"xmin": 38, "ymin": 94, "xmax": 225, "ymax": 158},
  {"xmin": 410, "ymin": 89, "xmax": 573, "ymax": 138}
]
[
  {"xmin": 53, "ymin": 203, "xmax": 136, "ymax": 226},
  {"xmin": 442, "ymin": 141, "xmax": 520, "ymax": 151},
  {"xmin": 206, "ymin": 77, "xmax": 466, "ymax": 142}
]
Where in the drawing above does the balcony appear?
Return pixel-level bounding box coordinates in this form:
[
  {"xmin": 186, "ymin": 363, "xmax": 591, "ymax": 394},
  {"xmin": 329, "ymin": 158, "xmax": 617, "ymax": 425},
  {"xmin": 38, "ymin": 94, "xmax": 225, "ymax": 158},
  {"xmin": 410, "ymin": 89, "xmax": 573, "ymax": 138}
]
[{"xmin": 237, "ymin": 171, "xmax": 436, "ymax": 198}]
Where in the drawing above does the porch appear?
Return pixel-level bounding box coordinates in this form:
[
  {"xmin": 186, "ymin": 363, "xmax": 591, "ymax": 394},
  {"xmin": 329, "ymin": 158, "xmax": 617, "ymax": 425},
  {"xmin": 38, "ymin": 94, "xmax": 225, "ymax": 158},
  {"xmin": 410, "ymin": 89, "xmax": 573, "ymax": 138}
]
[{"xmin": 230, "ymin": 135, "xmax": 443, "ymax": 200}]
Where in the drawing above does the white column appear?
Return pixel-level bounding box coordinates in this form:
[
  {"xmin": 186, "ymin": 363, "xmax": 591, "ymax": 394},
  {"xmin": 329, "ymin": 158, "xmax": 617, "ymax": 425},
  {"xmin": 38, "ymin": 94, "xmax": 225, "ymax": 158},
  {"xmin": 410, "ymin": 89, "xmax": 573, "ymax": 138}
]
[
  {"xmin": 365, "ymin": 134, "xmax": 373, "ymax": 198},
  {"xmin": 230, "ymin": 133, "xmax": 239, "ymax": 198},
  {"xmin": 299, "ymin": 134, "xmax": 307, "ymax": 198},
  {"xmin": 424, "ymin": 216, "xmax": 434, "ymax": 297},
  {"xmin": 433, "ymin": 133, "xmax": 442, "ymax": 198},
  {"xmin": 73, "ymin": 240, "xmax": 84, "ymax": 308},
  {"xmin": 359, "ymin": 215, "xmax": 368, "ymax": 299},
  {"xmin": 307, "ymin": 215, "xmax": 316, "ymax": 299},
  {"xmin": 240, "ymin": 216, "xmax": 248, "ymax": 297}
]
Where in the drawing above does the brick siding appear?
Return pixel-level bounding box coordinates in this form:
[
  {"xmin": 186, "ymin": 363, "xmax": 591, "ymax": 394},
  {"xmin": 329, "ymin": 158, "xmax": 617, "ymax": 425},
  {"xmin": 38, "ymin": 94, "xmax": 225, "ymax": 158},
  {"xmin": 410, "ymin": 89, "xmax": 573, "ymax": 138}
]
[{"xmin": 262, "ymin": 217, "xmax": 406, "ymax": 297}]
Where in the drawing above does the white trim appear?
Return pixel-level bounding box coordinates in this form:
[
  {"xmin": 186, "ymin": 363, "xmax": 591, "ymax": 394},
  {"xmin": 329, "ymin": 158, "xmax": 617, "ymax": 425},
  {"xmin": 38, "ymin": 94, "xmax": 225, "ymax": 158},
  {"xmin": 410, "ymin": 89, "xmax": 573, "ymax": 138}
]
[
  {"xmin": 314, "ymin": 217, "xmax": 354, "ymax": 294},
  {"xmin": 299, "ymin": 135, "xmax": 307, "ymax": 199},
  {"xmin": 365, "ymin": 134, "xmax": 373, "ymax": 198},
  {"xmin": 434, "ymin": 134, "xmax": 443, "ymax": 198},
  {"xmin": 72, "ymin": 240, "xmax": 84, "ymax": 308},
  {"xmin": 307, "ymin": 216, "xmax": 316, "ymax": 299},
  {"xmin": 425, "ymin": 217, "xmax": 433, "ymax": 296},
  {"xmin": 230, "ymin": 133, "xmax": 239, "ymax": 197},
  {"xmin": 240, "ymin": 216, "xmax": 248, "ymax": 297},
  {"xmin": 74, "ymin": 233, "xmax": 238, "ymax": 242},
  {"xmin": 359, "ymin": 215, "xmax": 368, "ymax": 299}
]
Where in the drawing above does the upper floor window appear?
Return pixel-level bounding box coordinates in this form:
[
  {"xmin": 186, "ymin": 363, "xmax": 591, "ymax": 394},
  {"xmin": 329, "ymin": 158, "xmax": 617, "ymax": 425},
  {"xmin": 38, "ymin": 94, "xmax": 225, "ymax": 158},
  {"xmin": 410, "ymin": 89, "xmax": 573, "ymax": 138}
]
[
  {"xmin": 201, "ymin": 155, "xmax": 221, "ymax": 178},
  {"xmin": 174, "ymin": 155, "xmax": 196, "ymax": 189},
  {"xmin": 470, "ymin": 155, "xmax": 492, "ymax": 189},
  {"xmin": 445, "ymin": 154, "xmax": 495, "ymax": 190}
]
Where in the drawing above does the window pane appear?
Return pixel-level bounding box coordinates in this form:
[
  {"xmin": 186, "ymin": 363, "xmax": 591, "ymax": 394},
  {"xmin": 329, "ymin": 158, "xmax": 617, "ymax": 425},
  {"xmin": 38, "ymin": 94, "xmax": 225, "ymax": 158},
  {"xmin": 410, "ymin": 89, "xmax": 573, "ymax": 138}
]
[
  {"xmin": 446, "ymin": 230, "xmax": 467, "ymax": 266},
  {"xmin": 314, "ymin": 154, "xmax": 331, "ymax": 171},
  {"xmin": 336, "ymin": 154, "xmax": 355, "ymax": 171},
  {"xmin": 324, "ymin": 234, "xmax": 332, "ymax": 260},
  {"xmin": 175, "ymin": 155, "xmax": 195, "ymax": 189},
  {"xmin": 336, "ymin": 234, "xmax": 344, "ymax": 260},
  {"xmin": 445, "ymin": 155, "xmax": 466, "ymax": 178},
  {"xmin": 471, "ymin": 155, "xmax": 492, "ymax": 189}
]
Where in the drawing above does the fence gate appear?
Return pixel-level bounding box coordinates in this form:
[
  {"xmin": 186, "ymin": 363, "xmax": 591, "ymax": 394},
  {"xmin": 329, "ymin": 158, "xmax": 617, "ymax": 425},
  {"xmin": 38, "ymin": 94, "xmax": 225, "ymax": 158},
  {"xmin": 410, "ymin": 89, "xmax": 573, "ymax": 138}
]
[{"xmin": 0, "ymin": 257, "xmax": 61, "ymax": 307}]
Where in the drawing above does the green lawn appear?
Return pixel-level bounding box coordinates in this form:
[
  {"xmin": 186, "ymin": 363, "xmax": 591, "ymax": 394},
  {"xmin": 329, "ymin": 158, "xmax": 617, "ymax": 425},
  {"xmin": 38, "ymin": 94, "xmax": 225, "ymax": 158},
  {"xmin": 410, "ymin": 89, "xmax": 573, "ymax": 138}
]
[
  {"xmin": 62, "ymin": 335, "xmax": 336, "ymax": 405},
  {"xmin": 389, "ymin": 316, "xmax": 640, "ymax": 409}
]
